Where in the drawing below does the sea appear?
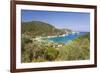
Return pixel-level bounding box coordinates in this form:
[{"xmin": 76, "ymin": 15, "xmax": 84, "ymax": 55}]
[{"xmin": 45, "ymin": 32, "xmax": 88, "ymax": 43}]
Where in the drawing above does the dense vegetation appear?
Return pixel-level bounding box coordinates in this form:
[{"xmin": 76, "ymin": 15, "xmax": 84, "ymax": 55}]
[
  {"xmin": 21, "ymin": 21, "xmax": 71, "ymax": 37},
  {"xmin": 56, "ymin": 33, "xmax": 90, "ymax": 61},
  {"xmin": 21, "ymin": 21, "xmax": 90, "ymax": 63}
]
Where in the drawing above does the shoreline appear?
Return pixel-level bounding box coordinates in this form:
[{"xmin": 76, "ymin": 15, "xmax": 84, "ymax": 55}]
[
  {"xmin": 33, "ymin": 31, "xmax": 81, "ymax": 41},
  {"xmin": 35, "ymin": 33, "xmax": 68, "ymax": 40}
]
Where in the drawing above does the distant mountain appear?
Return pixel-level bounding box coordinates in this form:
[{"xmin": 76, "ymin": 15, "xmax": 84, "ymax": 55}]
[{"xmin": 21, "ymin": 21, "xmax": 71, "ymax": 37}]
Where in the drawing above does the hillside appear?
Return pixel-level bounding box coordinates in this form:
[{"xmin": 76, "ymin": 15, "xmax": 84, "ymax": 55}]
[
  {"xmin": 21, "ymin": 32, "xmax": 90, "ymax": 62},
  {"xmin": 56, "ymin": 33, "xmax": 90, "ymax": 60},
  {"xmin": 21, "ymin": 21, "xmax": 70, "ymax": 37}
]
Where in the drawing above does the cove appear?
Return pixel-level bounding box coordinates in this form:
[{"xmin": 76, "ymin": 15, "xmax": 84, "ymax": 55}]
[{"xmin": 45, "ymin": 32, "xmax": 88, "ymax": 43}]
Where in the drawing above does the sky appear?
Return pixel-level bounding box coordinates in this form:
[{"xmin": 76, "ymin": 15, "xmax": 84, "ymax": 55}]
[{"xmin": 21, "ymin": 10, "xmax": 90, "ymax": 32}]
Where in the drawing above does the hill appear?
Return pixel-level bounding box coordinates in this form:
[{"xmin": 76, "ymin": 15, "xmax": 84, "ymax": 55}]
[{"xmin": 21, "ymin": 21, "xmax": 70, "ymax": 37}]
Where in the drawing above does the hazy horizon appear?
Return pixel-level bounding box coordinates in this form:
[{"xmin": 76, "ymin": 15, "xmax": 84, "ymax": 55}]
[{"xmin": 21, "ymin": 10, "xmax": 90, "ymax": 32}]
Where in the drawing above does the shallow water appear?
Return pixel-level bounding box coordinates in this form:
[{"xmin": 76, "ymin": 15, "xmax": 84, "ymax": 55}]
[{"xmin": 45, "ymin": 32, "xmax": 88, "ymax": 43}]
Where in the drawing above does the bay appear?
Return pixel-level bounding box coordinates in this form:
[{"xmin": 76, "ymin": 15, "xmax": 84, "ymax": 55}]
[{"xmin": 45, "ymin": 32, "xmax": 88, "ymax": 43}]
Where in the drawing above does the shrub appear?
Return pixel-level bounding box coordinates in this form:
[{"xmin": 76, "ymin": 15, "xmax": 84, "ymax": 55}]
[{"xmin": 45, "ymin": 48, "xmax": 59, "ymax": 61}]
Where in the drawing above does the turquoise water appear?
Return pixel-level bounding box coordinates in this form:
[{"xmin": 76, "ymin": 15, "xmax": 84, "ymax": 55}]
[{"xmin": 46, "ymin": 32, "xmax": 88, "ymax": 43}]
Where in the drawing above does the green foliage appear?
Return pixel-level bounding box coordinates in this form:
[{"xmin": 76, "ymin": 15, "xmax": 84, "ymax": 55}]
[
  {"xmin": 21, "ymin": 37, "xmax": 32, "ymax": 52},
  {"xmin": 21, "ymin": 21, "xmax": 90, "ymax": 62},
  {"xmin": 22, "ymin": 37, "xmax": 32, "ymax": 44},
  {"xmin": 57, "ymin": 33, "xmax": 90, "ymax": 60},
  {"xmin": 45, "ymin": 48, "xmax": 59, "ymax": 61},
  {"xmin": 21, "ymin": 33, "xmax": 90, "ymax": 62},
  {"xmin": 21, "ymin": 43, "xmax": 33, "ymax": 62},
  {"xmin": 21, "ymin": 39, "xmax": 59, "ymax": 62},
  {"xmin": 21, "ymin": 21, "xmax": 66, "ymax": 37}
]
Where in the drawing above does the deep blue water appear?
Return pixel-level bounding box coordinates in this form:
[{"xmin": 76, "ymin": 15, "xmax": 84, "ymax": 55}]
[{"xmin": 46, "ymin": 32, "xmax": 88, "ymax": 43}]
